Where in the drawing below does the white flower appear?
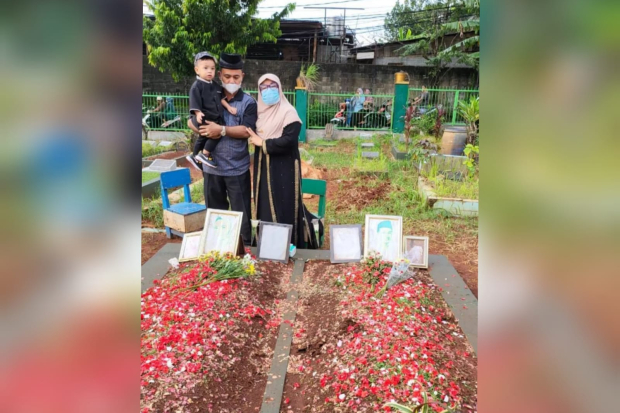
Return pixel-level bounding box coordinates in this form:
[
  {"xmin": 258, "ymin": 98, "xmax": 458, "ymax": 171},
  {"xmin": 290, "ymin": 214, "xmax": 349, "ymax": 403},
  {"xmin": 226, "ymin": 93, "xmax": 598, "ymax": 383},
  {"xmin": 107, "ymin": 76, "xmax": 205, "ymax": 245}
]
[
  {"xmin": 407, "ymin": 379, "xmax": 415, "ymax": 386},
  {"xmin": 337, "ymin": 340, "xmax": 342, "ymax": 347},
  {"xmin": 444, "ymin": 395, "xmax": 449, "ymax": 402},
  {"xmin": 339, "ymin": 394, "xmax": 346, "ymax": 400},
  {"xmin": 166, "ymin": 359, "xmax": 173, "ymax": 368}
]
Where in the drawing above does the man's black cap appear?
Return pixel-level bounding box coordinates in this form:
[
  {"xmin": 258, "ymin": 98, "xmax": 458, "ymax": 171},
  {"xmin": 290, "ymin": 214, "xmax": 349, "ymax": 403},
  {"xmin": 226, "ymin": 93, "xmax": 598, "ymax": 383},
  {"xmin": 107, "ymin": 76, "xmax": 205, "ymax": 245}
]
[
  {"xmin": 194, "ymin": 51, "xmax": 216, "ymax": 65},
  {"xmin": 219, "ymin": 53, "xmax": 244, "ymax": 70}
]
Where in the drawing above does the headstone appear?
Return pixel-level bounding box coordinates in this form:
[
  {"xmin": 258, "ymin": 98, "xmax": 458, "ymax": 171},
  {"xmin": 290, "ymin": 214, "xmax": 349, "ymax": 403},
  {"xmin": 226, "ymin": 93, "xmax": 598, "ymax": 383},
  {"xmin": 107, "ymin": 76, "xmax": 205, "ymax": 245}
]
[
  {"xmin": 143, "ymin": 140, "xmax": 157, "ymax": 146},
  {"xmin": 362, "ymin": 151, "xmax": 379, "ymax": 159},
  {"xmin": 361, "ymin": 142, "xmax": 375, "ymax": 148},
  {"xmin": 360, "ymin": 133, "xmax": 372, "ymax": 140},
  {"xmin": 158, "ymin": 140, "xmax": 173, "ymax": 147},
  {"xmin": 146, "ymin": 159, "xmax": 177, "ymax": 172}
]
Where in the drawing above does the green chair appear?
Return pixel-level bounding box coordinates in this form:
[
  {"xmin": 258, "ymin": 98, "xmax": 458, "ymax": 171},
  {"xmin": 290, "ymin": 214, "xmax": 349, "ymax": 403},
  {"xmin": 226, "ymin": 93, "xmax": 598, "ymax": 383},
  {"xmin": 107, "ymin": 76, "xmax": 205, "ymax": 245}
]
[{"xmin": 301, "ymin": 178, "xmax": 326, "ymax": 247}]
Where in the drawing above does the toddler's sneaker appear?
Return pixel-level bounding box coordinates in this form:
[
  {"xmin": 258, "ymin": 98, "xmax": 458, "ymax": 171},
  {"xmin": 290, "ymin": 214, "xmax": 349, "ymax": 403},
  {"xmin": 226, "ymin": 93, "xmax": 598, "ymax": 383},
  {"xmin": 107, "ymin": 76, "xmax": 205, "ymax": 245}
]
[
  {"xmin": 185, "ymin": 154, "xmax": 202, "ymax": 171},
  {"xmin": 196, "ymin": 153, "xmax": 218, "ymax": 168}
]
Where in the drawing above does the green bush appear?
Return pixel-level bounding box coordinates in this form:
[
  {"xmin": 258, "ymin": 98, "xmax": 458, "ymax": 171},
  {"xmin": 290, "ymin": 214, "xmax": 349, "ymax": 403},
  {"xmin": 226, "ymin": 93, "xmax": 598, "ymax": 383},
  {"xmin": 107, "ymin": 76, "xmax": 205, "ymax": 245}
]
[
  {"xmin": 142, "ymin": 142, "xmax": 175, "ymax": 158},
  {"xmin": 308, "ymin": 102, "xmax": 338, "ymax": 128}
]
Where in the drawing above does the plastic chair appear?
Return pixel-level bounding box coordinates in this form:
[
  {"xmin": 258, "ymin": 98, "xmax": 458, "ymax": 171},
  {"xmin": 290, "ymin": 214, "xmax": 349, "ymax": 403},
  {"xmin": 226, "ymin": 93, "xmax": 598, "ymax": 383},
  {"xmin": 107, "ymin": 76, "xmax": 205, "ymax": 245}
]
[
  {"xmin": 160, "ymin": 169, "xmax": 206, "ymax": 238},
  {"xmin": 301, "ymin": 178, "xmax": 326, "ymax": 247}
]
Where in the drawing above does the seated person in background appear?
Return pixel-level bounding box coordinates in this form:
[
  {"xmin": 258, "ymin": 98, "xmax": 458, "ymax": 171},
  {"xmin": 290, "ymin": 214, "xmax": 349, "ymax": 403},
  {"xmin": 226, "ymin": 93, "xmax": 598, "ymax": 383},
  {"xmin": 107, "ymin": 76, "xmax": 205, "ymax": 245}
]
[
  {"xmin": 333, "ymin": 102, "xmax": 346, "ymax": 122},
  {"xmin": 412, "ymin": 86, "xmax": 429, "ymax": 108}
]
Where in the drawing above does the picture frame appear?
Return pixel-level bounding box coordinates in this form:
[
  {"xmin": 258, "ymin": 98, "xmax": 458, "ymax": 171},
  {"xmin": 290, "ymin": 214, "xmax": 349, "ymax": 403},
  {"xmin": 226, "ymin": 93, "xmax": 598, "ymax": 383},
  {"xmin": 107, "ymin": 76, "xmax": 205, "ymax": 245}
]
[
  {"xmin": 199, "ymin": 209, "xmax": 243, "ymax": 256},
  {"xmin": 403, "ymin": 236, "xmax": 429, "ymax": 268},
  {"xmin": 256, "ymin": 222, "xmax": 292, "ymax": 263},
  {"xmin": 329, "ymin": 224, "xmax": 363, "ymax": 264},
  {"xmin": 364, "ymin": 214, "xmax": 403, "ymax": 262},
  {"xmin": 178, "ymin": 231, "xmax": 203, "ymax": 262}
]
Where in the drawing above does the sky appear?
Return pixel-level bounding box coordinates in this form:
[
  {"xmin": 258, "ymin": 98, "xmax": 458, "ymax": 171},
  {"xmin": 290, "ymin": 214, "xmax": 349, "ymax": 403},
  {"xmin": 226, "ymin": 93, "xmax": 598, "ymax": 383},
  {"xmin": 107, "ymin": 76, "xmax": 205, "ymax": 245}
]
[{"xmin": 143, "ymin": 0, "xmax": 401, "ymax": 46}]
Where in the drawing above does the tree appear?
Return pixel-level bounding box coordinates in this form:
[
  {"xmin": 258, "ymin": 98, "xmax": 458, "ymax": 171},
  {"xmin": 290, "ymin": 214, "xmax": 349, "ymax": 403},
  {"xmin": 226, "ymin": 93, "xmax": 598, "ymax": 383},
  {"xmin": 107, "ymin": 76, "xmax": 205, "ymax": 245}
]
[
  {"xmin": 384, "ymin": 0, "xmax": 470, "ymax": 42},
  {"xmin": 143, "ymin": 0, "xmax": 294, "ymax": 81},
  {"xmin": 393, "ymin": 0, "xmax": 479, "ymax": 83}
]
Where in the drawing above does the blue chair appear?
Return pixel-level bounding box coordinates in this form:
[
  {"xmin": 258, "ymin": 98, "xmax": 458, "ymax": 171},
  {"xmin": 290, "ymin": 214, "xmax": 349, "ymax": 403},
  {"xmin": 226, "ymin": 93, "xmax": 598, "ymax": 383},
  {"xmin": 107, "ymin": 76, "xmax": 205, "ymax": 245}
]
[{"xmin": 160, "ymin": 169, "xmax": 206, "ymax": 238}]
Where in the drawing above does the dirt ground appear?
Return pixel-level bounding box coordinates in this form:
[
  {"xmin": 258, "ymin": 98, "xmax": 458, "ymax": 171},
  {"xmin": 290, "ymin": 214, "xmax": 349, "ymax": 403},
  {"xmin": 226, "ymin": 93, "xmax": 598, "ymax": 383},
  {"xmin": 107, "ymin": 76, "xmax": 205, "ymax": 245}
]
[
  {"xmin": 279, "ymin": 261, "xmax": 477, "ymax": 412},
  {"xmin": 141, "ymin": 233, "xmax": 182, "ymax": 265}
]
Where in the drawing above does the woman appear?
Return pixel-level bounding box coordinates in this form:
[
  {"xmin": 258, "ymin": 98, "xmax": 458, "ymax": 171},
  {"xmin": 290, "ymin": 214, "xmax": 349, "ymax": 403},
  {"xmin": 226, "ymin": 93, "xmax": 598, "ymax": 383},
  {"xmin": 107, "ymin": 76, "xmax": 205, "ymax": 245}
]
[
  {"xmin": 246, "ymin": 74, "xmax": 318, "ymax": 248},
  {"xmin": 347, "ymin": 88, "xmax": 366, "ymax": 127}
]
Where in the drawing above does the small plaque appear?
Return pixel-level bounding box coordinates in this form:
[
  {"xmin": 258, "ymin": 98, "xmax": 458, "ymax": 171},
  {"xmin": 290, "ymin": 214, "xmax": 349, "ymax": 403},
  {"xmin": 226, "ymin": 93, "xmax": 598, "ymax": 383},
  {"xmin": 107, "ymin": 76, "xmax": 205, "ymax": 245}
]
[
  {"xmin": 361, "ymin": 142, "xmax": 375, "ymax": 148},
  {"xmin": 360, "ymin": 133, "xmax": 372, "ymax": 140},
  {"xmin": 158, "ymin": 140, "xmax": 173, "ymax": 147},
  {"xmin": 146, "ymin": 159, "xmax": 177, "ymax": 172},
  {"xmin": 362, "ymin": 151, "xmax": 379, "ymax": 159}
]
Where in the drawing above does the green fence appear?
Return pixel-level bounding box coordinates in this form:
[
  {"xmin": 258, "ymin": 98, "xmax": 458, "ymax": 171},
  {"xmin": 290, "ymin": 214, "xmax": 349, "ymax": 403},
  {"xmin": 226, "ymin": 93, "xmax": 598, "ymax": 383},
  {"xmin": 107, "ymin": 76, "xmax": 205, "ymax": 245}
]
[
  {"xmin": 307, "ymin": 92, "xmax": 394, "ymax": 130},
  {"xmin": 142, "ymin": 87, "xmax": 477, "ymax": 133},
  {"xmin": 408, "ymin": 88, "xmax": 479, "ymax": 125},
  {"xmin": 142, "ymin": 90, "xmax": 295, "ymax": 132}
]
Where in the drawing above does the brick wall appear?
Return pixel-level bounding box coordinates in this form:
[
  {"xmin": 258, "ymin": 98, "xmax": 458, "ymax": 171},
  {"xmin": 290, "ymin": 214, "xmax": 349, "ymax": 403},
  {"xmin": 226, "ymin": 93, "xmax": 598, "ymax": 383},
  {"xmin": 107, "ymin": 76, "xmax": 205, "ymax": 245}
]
[{"xmin": 143, "ymin": 56, "xmax": 478, "ymax": 95}]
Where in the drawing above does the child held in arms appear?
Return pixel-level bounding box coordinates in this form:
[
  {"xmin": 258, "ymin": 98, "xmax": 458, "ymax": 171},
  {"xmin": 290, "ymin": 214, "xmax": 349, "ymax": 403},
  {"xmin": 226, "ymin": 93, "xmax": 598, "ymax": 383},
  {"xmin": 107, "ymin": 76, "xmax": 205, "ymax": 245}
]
[{"xmin": 186, "ymin": 51, "xmax": 237, "ymax": 170}]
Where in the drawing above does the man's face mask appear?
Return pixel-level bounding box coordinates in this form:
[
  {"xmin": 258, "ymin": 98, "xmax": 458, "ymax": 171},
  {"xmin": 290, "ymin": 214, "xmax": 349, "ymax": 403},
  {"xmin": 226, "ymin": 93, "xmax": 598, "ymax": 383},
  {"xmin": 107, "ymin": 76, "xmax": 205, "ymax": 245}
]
[{"xmin": 222, "ymin": 83, "xmax": 240, "ymax": 94}]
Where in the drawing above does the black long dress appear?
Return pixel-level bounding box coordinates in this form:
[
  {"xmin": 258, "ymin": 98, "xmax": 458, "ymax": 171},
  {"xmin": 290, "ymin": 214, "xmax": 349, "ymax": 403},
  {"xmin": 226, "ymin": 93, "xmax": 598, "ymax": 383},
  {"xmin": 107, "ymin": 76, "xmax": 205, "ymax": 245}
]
[{"xmin": 253, "ymin": 121, "xmax": 308, "ymax": 248}]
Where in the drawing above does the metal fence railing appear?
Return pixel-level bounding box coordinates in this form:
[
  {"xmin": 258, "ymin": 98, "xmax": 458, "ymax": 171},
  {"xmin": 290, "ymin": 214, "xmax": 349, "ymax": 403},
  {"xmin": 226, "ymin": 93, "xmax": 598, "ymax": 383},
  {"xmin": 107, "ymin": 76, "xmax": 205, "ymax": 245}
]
[
  {"xmin": 142, "ymin": 88, "xmax": 478, "ymax": 133},
  {"xmin": 307, "ymin": 92, "xmax": 394, "ymax": 130},
  {"xmin": 142, "ymin": 90, "xmax": 296, "ymax": 132},
  {"xmin": 408, "ymin": 88, "xmax": 479, "ymax": 125}
]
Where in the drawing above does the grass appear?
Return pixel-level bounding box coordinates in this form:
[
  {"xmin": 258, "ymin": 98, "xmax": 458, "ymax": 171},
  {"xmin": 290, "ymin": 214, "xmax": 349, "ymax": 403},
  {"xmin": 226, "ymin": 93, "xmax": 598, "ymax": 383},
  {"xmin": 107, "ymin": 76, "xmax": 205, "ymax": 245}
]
[
  {"xmin": 142, "ymin": 142, "xmax": 176, "ymax": 158},
  {"xmin": 142, "ymin": 195, "xmax": 164, "ymax": 228},
  {"xmin": 353, "ymin": 157, "xmax": 389, "ymax": 173},
  {"xmin": 421, "ymin": 161, "xmax": 479, "ymax": 199},
  {"xmin": 142, "ymin": 171, "xmax": 161, "ymax": 183},
  {"xmin": 428, "ymin": 175, "xmax": 479, "ymax": 199},
  {"xmin": 304, "ymin": 141, "xmax": 478, "ymax": 244}
]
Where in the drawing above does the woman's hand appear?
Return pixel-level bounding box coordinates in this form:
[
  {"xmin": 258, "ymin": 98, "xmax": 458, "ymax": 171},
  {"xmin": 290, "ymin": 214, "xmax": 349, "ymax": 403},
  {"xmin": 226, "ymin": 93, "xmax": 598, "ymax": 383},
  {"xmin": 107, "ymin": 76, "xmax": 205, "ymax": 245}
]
[{"xmin": 246, "ymin": 127, "xmax": 264, "ymax": 147}]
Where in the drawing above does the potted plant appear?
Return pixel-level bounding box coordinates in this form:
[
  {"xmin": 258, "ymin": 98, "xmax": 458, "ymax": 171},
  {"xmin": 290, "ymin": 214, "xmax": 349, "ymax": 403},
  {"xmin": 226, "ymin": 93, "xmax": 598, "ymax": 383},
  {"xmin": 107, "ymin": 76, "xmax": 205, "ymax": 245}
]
[
  {"xmin": 297, "ymin": 63, "xmax": 320, "ymax": 90},
  {"xmin": 458, "ymin": 96, "xmax": 479, "ymax": 145}
]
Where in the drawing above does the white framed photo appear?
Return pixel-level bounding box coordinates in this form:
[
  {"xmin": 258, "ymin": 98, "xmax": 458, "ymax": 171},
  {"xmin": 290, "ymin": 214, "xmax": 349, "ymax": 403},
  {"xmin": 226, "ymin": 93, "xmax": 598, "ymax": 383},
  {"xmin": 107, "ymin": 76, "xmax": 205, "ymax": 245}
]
[
  {"xmin": 330, "ymin": 224, "xmax": 363, "ymax": 263},
  {"xmin": 257, "ymin": 222, "xmax": 292, "ymax": 263},
  {"xmin": 364, "ymin": 214, "xmax": 403, "ymax": 262},
  {"xmin": 179, "ymin": 231, "xmax": 203, "ymax": 262},
  {"xmin": 199, "ymin": 209, "xmax": 243, "ymax": 256},
  {"xmin": 403, "ymin": 236, "xmax": 429, "ymax": 268}
]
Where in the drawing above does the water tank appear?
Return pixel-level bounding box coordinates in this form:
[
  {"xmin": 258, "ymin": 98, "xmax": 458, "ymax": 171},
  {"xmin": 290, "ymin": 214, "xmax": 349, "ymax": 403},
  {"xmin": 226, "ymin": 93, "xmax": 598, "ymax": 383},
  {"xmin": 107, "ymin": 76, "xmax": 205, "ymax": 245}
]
[{"xmin": 326, "ymin": 16, "xmax": 345, "ymax": 38}]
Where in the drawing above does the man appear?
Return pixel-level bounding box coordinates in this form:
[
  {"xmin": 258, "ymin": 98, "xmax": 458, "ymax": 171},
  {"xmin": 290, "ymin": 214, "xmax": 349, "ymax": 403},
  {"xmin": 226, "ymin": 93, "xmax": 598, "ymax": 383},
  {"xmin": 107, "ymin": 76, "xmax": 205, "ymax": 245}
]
[{"xmin": 187, "ymin": 53, "xmax": 255, "ymax": 246}]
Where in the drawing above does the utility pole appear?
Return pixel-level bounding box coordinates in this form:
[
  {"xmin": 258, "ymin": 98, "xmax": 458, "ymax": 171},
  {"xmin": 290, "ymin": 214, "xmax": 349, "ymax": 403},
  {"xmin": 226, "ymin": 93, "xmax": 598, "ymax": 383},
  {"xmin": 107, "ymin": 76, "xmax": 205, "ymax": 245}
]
[{"xmin": 305, "ymin": 6, "xmax": 364, "ymax": 63}]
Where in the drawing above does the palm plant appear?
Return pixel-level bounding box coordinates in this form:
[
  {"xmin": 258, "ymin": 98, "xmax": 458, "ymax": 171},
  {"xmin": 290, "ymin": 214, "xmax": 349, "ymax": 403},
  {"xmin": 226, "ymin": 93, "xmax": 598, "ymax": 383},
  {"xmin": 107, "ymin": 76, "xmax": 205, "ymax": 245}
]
[
  {"xmin": 458, "ymin": 96, "xmax": 479, "ymax": 145},
  {"xmin": 298, "ymin": 63, "xmax": 320, "ymax": 91}
]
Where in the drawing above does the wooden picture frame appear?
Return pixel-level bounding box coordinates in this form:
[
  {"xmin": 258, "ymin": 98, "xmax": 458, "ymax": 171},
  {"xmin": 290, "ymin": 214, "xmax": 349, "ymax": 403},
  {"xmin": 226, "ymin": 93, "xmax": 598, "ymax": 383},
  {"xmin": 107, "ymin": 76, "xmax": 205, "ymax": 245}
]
[
  {"xmin": 178, "ymin": 231, "xmax": 203, "ymax": 262},
  {"xmin": 199, "ymin": 209, "xmax": 243, "ymax": 256},
  {"xmin": 256, "ymin": 222, "xmax": 292, "ymax": 263},
  {"xmin": 329, "ymin": 224, "xmax": 363, "ymax": 263},
  {"xmin": 403, "ymin": 236, "xmax": 429, "ymax": 268},
  {"xmin": 364, "ymin": 214, "xmax": 403, "ymax": 262}
]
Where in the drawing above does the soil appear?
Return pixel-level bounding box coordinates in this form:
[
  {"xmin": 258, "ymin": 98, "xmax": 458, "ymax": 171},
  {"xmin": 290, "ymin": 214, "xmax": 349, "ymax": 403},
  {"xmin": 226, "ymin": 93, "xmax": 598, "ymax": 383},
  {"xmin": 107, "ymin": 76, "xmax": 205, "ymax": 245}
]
[
  {"xmin": 141, "ymin": 232, "xmax": 181, "ymax": 265},
  {"xmin": 279, "ymin": 261, "xmax": 478, "ymax": 412},
  {"xmin": 146, "ymin": 150, "xmax": 187, "ymax": 161},
  {"xmin": 173, "ymin": 261, "xmax": 292, "ymax": 413}
]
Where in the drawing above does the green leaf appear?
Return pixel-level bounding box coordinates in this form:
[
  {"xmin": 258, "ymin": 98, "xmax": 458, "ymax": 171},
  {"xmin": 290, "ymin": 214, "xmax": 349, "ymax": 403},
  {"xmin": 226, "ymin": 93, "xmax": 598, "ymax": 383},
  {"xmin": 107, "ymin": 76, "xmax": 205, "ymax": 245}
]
[{"xmin": 383, "ymin": 402, "xmax": 414, "ymax": 413}]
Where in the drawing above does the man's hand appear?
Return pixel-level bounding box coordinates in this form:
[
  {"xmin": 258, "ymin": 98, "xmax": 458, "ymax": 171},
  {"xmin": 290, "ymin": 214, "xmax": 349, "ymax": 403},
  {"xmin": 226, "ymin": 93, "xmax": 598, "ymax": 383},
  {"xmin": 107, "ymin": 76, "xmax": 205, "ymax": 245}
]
[
  {"xmin": 199, "ymin": 121, "xmax": 223, "ymax": 139},
  {"xmin": 196, "ymin": 111, "xmax": 204, "ymax": 124}
]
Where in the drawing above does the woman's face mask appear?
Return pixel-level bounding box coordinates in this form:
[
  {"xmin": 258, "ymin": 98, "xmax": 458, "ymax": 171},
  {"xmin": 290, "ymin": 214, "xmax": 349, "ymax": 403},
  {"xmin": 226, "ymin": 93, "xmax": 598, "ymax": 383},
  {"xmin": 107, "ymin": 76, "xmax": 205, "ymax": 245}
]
[{"xmin": 261, "ymin": 88, "xmax": 280, "ymax": 105}]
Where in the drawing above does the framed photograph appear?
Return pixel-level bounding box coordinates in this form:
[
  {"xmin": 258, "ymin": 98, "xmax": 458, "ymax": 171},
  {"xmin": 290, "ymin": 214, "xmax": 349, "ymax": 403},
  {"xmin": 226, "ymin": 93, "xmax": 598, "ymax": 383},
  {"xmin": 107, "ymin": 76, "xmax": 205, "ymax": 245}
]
[
  {"xmin": 364, "ymin": 214, "xmax": 403, "ymax": 262},
  {"xmin": 257, "ymin": 222, "xmax": 292, "ymax": 263},
  {"xmin": 199, "ymin": 209, "xmax": 243, "ymax": 256},
  {"xmin": 403, "ymin": 236, "xmax": 429, "ymax": 268},
  {"xmin": 179, "ymin": 231, "xmax": 203, "ymax": 262},
  {"xmin": 330, "ymin": 224, "xmax": 363, "ymax": 263}
]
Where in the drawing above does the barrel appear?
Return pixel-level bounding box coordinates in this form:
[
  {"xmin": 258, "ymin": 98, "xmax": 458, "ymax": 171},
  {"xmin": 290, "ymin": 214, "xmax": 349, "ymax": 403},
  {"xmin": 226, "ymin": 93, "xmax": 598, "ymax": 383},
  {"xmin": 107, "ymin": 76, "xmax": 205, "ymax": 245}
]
[{"xmin": 440, "ymin": 126, "xmax": 467, "ymax": 155}]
